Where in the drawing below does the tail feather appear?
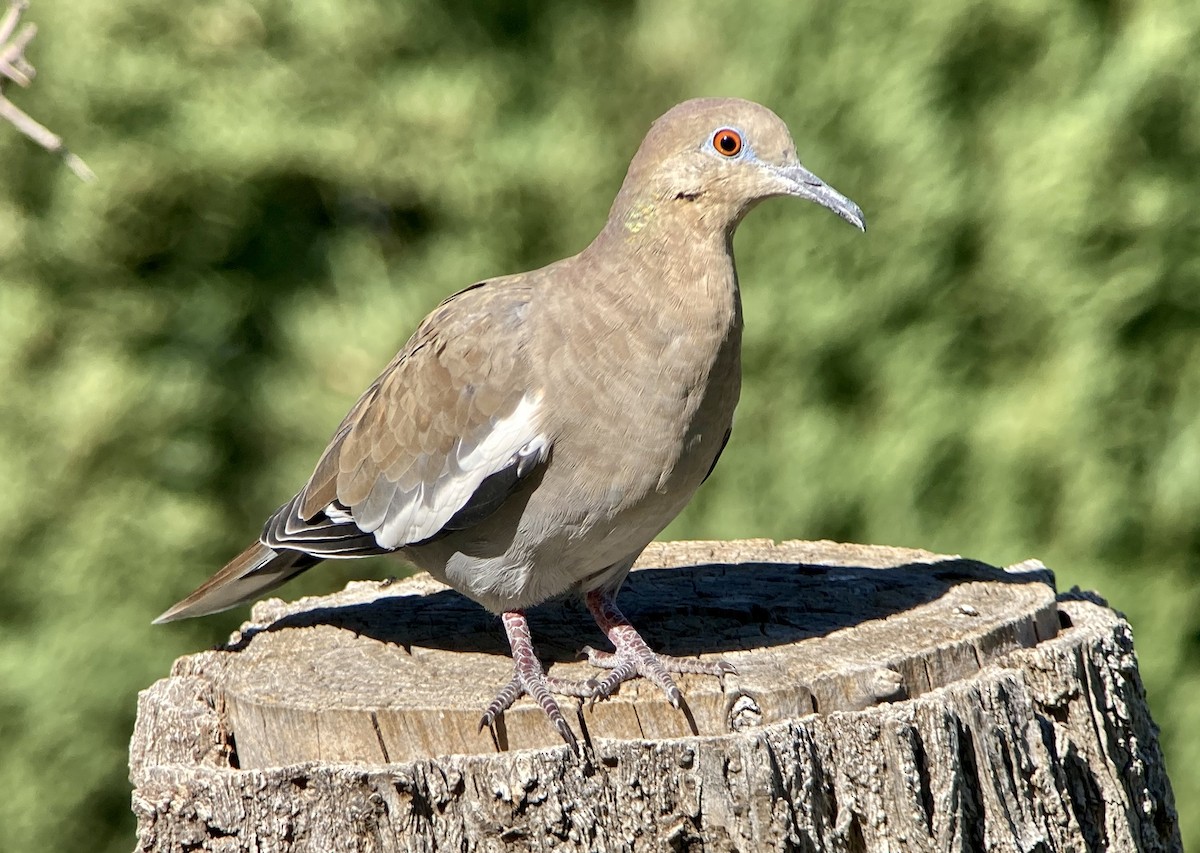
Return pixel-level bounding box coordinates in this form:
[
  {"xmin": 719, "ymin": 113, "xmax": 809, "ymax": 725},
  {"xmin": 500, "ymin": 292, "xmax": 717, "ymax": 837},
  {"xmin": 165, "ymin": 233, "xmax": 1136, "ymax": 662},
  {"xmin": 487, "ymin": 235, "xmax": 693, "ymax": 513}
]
[{"xmin": 153, "ymin": 542, "xmax": 321, "ymax": 624}]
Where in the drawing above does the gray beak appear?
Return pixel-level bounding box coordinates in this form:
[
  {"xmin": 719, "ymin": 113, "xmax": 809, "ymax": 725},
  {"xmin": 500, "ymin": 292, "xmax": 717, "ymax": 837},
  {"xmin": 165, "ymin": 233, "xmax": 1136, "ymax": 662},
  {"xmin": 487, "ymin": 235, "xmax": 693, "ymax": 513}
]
[{"xmin": 773, "ymin": 163, "xmax": 866, "ymax": 231}]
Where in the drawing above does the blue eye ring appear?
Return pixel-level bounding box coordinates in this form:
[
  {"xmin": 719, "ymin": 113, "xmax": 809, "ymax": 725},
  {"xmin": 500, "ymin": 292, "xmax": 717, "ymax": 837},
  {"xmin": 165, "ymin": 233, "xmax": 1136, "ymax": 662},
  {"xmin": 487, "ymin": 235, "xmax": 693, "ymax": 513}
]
[{"xmin": 712, "ymin": 128, "xmax": 743, "ymax": 157}]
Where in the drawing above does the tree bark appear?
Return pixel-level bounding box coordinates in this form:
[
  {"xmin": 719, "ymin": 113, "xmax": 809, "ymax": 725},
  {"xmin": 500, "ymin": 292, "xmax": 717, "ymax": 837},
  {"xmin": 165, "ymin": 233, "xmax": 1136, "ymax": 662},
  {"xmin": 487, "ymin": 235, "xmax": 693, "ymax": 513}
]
[{"xmin": 130, "ymin": 539, "xmax": 1181, "ymax": 851}]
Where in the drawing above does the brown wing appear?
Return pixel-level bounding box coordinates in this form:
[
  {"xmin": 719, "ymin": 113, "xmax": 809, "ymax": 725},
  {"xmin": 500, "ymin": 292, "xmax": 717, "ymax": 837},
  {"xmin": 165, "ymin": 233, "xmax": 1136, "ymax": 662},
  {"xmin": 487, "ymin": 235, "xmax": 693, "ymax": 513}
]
[{"xmin": 262, "ymin": 278, "xmax": 549, "ymax": 556}]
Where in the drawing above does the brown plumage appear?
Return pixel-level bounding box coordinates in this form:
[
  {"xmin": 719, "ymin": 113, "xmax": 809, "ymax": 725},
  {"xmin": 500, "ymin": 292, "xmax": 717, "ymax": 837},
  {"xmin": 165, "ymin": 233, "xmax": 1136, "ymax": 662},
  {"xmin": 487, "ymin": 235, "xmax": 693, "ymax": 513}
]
[{"xmin": 157, "ymin": 98, "xmax": 865, "ymax": 750}]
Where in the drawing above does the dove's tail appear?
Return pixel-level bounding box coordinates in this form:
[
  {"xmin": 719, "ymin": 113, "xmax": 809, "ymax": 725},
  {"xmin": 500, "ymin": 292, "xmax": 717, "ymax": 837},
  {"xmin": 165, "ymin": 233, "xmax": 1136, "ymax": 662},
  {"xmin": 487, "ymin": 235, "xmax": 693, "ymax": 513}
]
[{"xmin": 153, "ymin": 541, "xmax": 322, "ymax": 624}]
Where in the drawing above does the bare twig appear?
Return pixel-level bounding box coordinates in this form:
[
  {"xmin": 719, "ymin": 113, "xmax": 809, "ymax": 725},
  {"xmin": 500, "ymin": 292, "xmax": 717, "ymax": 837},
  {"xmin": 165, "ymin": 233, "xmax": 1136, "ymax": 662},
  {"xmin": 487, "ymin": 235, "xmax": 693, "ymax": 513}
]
[
  {"xmin": 0, "ymin": 97, "xmax": 92, "ymax": 180},
  {"xmin": 0, "ymin": 0, "xmax": 25, "ymax": 44},
  {"xmin": 0, "ymin": 0, "xmax": 94, "ymax": 182},
  {"xmin": 0, "ymin": 21, "xmax": 36, "ymax": 86}
]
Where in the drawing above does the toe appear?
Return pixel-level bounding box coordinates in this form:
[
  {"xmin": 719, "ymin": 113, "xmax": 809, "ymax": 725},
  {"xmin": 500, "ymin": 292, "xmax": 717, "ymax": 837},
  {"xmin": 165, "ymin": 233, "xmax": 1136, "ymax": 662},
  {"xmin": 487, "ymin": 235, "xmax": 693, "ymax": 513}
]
[
  {"xmin": 546, "ymin": 675, "xmax": 602, "ymax": 698},
  {"xmin": 478, "ymin": 670, "xmax": 580, "ymax": 751}
]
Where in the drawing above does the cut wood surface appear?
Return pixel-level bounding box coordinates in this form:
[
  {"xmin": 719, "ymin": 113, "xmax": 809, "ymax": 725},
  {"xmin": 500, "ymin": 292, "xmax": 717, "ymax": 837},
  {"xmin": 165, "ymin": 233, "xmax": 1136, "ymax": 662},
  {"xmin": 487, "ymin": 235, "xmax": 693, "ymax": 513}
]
[{"xmin": 130, "ymin": 539, "xmax": 1181, "ymax": 852}]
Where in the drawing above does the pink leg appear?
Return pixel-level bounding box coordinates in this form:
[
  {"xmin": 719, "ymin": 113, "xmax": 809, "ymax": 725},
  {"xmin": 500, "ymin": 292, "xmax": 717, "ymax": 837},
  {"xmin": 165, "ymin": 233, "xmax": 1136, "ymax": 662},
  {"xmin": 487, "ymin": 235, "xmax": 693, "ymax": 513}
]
[
  {"xmin": 480, "ymin": 610, "xmax": 585, "ymax": 751},
  {"xmin": 584, "ymin": 589, "xmax": 736, "ymax": 705}
]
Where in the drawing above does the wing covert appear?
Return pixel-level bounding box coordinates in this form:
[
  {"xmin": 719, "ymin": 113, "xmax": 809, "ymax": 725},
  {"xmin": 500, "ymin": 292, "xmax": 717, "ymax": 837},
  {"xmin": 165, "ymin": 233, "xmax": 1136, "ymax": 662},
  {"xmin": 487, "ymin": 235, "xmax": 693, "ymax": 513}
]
[{"xmin": 262, "ymin": 280, "xmax": 549, "ymax": 555}]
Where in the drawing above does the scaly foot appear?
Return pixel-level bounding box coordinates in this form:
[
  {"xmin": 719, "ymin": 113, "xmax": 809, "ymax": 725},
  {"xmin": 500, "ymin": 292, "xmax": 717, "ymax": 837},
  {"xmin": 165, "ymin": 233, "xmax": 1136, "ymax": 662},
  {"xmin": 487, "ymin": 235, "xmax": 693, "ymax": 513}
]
[
  {"xmin": 583, "ymin": 589, "xmax": 736, "ymax": 705},
  {"xmin": 479, "ymin": 610, "xmax": 590, "ymax": 752}
]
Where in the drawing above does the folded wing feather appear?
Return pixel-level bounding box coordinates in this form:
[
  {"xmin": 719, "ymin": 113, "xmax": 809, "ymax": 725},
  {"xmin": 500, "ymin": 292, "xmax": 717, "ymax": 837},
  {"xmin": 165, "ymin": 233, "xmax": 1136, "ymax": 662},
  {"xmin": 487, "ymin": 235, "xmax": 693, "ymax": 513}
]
[{"xmin": 262, "ymin": 281, "xmax": 547, "ymax": 556}]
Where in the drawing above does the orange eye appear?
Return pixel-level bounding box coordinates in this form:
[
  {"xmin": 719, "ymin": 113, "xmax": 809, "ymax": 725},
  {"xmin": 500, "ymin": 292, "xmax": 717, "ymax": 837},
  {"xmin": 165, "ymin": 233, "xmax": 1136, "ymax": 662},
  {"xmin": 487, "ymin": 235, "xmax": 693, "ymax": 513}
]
[{"xmin": 712, "ymin": 128, "xmax": 743, "ymax": 157}]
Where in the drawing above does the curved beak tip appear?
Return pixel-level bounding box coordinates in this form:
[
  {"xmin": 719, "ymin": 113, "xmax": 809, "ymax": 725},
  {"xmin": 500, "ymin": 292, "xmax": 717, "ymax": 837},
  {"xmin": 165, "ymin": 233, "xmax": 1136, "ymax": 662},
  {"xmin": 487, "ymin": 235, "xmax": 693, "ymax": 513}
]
[
  {"xmin": 807, "ymin": 184, "xmax": 866, "ymax": 233},
  {"xmin": 777, "ymin": 164, "xmax": 866, "ymax": 232}
]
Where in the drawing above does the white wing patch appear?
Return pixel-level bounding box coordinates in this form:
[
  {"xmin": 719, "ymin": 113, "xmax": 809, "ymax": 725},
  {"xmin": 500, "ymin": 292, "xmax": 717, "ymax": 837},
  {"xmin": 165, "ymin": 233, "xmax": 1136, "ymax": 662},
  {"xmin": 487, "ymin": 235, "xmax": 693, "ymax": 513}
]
[
  {"xmin": 323, "ymin": 503, "xmax": 356, "ymax": 524},
  {"xmin": 362, "ymin": 394, "xmax": 546, "ymax": 549}
]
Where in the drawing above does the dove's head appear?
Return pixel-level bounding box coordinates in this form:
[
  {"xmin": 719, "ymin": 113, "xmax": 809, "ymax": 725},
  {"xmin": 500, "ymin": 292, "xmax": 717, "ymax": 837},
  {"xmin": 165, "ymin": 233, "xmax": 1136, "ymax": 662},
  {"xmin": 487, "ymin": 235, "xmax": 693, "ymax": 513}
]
[{"xmin": 609, "ymin": 97, "xmax": 865, "ymax": 238}]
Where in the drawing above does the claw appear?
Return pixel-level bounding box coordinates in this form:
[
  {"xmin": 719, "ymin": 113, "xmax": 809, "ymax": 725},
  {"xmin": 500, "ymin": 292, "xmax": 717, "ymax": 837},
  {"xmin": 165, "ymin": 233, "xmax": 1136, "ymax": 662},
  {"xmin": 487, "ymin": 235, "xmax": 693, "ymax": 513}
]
[{"xmin": 479, "ymin": 677, "xmax": 523, "ymax": 732}]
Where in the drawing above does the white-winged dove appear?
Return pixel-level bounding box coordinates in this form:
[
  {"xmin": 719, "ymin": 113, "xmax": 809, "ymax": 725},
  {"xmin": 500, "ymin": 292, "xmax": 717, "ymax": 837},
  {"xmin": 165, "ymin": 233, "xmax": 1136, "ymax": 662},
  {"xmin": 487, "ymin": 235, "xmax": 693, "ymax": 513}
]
[{"xmin": 156, "ymin": 98, "xmax": 865, "ymax": 750}]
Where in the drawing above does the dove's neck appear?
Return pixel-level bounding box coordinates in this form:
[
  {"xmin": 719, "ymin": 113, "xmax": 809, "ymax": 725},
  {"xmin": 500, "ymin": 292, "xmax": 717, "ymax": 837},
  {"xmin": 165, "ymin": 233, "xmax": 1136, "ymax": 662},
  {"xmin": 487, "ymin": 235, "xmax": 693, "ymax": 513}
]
[{"xmin": 582, "ymin": 207, "xmax": 743, "ymax": 337}]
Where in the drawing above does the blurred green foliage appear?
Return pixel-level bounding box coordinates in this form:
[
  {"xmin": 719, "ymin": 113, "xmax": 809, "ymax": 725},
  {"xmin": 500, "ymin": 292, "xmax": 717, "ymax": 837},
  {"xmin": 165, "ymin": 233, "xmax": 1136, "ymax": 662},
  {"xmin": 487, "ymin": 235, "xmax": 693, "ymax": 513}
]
[{"xmin": 1, "ymin": 0, "xmax": 1197, "ymax": 849}]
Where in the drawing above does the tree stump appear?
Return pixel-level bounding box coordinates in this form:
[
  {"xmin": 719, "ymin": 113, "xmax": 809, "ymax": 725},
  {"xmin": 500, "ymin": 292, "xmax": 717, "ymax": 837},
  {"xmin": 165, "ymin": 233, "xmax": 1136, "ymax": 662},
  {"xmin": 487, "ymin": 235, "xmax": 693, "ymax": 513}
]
[{"xmin": 130, "ymin": 540, "xmax": 1181, "ymax": 851}]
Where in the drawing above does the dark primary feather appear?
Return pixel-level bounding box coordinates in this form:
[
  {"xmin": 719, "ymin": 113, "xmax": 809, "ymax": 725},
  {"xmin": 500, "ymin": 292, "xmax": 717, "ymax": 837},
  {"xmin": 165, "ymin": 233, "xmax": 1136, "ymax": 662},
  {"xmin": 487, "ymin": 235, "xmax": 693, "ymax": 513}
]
[{"xmin": 261, "ymin": 496, "xmax": 385, "ymax": 557}]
